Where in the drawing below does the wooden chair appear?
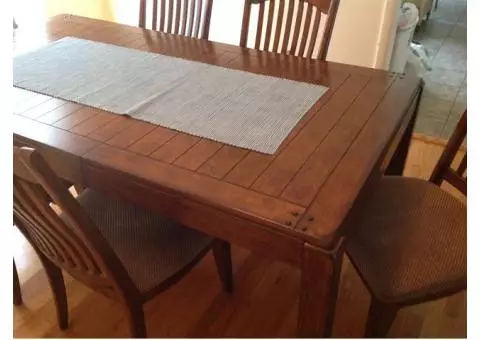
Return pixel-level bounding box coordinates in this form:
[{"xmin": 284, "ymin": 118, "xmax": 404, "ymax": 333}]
[
  {"xmin": 139, "ymin": 0, "xmax": 214, "ymax": 39},
  {"xmin": 430, "ymin": 111, "xmax": 467, "ymax": 195},
  {"xmin": 13, "ymin": 146, "xmax": 233, "ymax": 338},
  {"xmin": 240, "ymin": 0, "xmax": 340, "ymax": 60},
  {"xmin": 345, "ymin": 111, "xmax": 467, "ymax": 337},
  {"xmin": 13, "ymin": 218, "xmax": 70, "ymax": 330}
]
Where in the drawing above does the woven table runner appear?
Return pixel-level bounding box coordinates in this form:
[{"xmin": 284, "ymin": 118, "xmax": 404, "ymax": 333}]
[{"xmin": 13, "ymin": 37, "xmax": 328, "ymax": 154}]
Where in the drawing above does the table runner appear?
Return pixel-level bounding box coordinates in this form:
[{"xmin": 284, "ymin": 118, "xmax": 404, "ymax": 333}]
[{"xmin": 13, "ymin": 37, "xmax": 328, "ymax": 154}]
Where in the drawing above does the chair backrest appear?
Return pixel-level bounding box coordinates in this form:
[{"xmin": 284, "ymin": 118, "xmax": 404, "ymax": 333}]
[
  {"xmin": 240, "ymin": 0, "xmax": 340, "ymax": 60},
  {"xmin": 139, "ymin": 0, "xmax": 214, "ymax": 39},
  {"xmin": 430, "ymin": 110, "xmax": 467, "ymax": 196},
  {"xmin": 13, "ymin": 147, "xmax": 138, "ymax": 299}
]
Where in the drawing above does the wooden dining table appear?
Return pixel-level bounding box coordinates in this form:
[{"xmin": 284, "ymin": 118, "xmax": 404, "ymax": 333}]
[{"xmin": 13, "ymin": 14, "xmax": 423, "ymax": 337}]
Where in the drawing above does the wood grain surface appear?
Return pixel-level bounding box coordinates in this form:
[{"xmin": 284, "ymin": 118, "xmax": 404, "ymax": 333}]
[
  {"xmin": 13, "ymin": 136, "xmax": 466, "ymax": 338},
  {"xmin": 12, "ymin": 14, "xmax": 422, "ymax": 337}
]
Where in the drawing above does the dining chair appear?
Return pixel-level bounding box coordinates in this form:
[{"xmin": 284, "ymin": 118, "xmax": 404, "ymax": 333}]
[
  {"xmin": 139, "ymin": 0, "xmax": 214, "ymax": 39},
  {"xmin": 345, "ymin": 110, "xmax": 467, "ymax": 337},
  {"xmin": 13, "ymin": 146, "xmax": 233, "ymax": 338},
  {"xmin": 13, "ymin": 217, "xmax": 70, "ymax": 330},
  {"xmin": 240, "ymin": 0, "xmax": 340, "ymax": 60}
]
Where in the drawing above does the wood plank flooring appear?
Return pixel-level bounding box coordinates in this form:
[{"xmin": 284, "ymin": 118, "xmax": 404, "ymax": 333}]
[{"xmin": 13, "ymin": 134, "xmax": 467, "ymax": 338}]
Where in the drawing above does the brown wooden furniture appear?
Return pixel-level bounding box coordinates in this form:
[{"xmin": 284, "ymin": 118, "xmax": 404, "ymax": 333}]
[
  {"xmin": 430, "ymin": 110, "xmax": 467, "ymax": 195},
  {"xmin": 345, "ymin": 111, "xmax": 467, "ymax": 337},
  {"xmin": 12, "ymin": 15, "xmax": 422, "ymax": 337},
  {"xmin": 13, "ymin": 216, "xmax": 70, "ymax": 330},
  {"xmin": 139, "ymin": 0, "xmax": 213, "ymax": 39},
  {"xmin": 13, "ymin": 146, "xmax": 233, "ymax": 337},
  {"xmin": 14, "ymin": 136, "xmax": 467, "ymax": 338},
  {"xmin": 14, "ymin": 224, "xmax": 70, "ymax": 330},
  {"xmin": 240, "ymin": 0, "xmax": 340, "ymax": 60},
  {"xmin": 13, "ymin": 259, "xmax": 22, "ymax": 306}
]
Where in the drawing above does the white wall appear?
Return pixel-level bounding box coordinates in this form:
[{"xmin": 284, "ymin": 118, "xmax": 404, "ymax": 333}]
[
  {"xmin": 13, "ymin": 0, "xmax": 47, "ymax": 29},
  {"xmin": 22, "ymin": 0, "xmax": 400, "ymax": 69}
]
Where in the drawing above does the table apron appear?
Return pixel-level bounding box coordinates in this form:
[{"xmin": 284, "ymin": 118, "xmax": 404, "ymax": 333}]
[
  {"xmin": 383, "ymin": 83, "xmax": 423, "ymax": 174},
  {"xmin": 81, "ymin": 160, "xmax": 305, "ymax": 267},
  {"xmin": 336, "ymin": 83, "xmax": 423, "ymax": 239},
  {"xmin": 13, "ymin": 136, "xmax": 85, "ymax": 186}
]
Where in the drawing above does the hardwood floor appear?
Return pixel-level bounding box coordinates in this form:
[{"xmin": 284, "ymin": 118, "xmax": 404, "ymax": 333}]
[{"xmin": 13, "ymin": 134, "xmax": 467, "ymax": 338}]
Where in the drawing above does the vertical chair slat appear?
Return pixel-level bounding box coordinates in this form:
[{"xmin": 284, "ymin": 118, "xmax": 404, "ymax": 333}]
[
  {"xmin": 160, "ymin": 0, "xmax": 166, "ymax": 31},
  {"xmin": 167, "ymin": 0, "xmax": 174, "ymax": 33},
  {"xmin": 263, "ymin": 0, "xmax": 276, "ymax": 51},
  {"xmin": 240, "ymin": 0, "xmax": 252, "ymax": 47},
  {"xmin": 290, "ymin": 0, "xmax": 304, "ymax": 56},
  {"xmin": 298, "ymin": 3, "xmax": 312, "ymax": 57},
  {"xmin": 202, "ymin": 0, "xmax": 213, "ymax": 39},
  {"xmin": 152, "ymin": 0, "xmax": 159, "ymax": 30},
  {"xmin": 193, "ymin": 0, "xmax": 203, "ymax": 38},
  {"xmin": 281, "ymin": 0, "xmax": 295, "ymax": 54},
  {"xmin": 174, "ymin": 0, "xmax": 182, "ymax": 34},
  {"xmin": 14, "ymin": 182, "xmax": 71, "ymax": 266},
  {"xmin": 272, "ymin": 0, "xmax": 285, "ymax": 53},
  {"xmin": 180, "ymin": 0, "xmax": 188, "ymax": 35},
  {"xmin": 139, "ymin": 0, "xmax": 147, "ymax": 28},
  {"xmin": 187, "ymin": 0, "xmax": 196, "ymax": 36},
  {"xmin": 254, "ymin": 1, "xmax": 266, "ymax": 49},
  {"xmin": 306, "ymin": 7, "xmax": 321, "ymax": 59}
]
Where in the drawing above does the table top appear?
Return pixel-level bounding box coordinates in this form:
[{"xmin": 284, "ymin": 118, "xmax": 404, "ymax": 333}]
[{"xmin": 13, "ymin": 14, "xmax": 422, "ymax": 250}]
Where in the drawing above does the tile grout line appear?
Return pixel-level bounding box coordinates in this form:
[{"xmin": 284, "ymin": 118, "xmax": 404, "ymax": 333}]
[{"xmin": 413, "ymin": 0, "xmax": 467, "ymax": 139}]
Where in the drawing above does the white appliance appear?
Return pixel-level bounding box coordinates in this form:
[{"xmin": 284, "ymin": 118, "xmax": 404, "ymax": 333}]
[{"xmin": 326, "ymin": 0, "xmax": 401, "ymax": 69}]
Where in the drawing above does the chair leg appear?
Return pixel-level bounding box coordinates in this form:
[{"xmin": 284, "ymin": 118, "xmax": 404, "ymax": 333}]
[
  {"xmin": 211, "ymin": 239, "xmax": 233, "ymax": 293},
  {"xmin": 364, "ymin": 298, "xmax": 399, "ymax": 338},
  {"xmin": 13, "ymin": 260, "xmax": 22, "ymax": 306},
  {"xmin": 39, "ymin": 255, "xmax": 69, "ymax": 330},
  {"xmin": 125, "ymin": 302, "xmax": 147, "ymax": 338}
]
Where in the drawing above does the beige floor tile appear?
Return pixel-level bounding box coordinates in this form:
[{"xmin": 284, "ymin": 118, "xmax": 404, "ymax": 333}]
[
  {"xmin": 415, "ymin": 114, "xmax": 447, "ymax": 137},
  {"xmin": 424, "ymin": 67, "xmax": 465, "ymax": 87},
  {"xmin": 431, "ymin": 52, "xmax": 466, "ymax": 72},
  {"xmin": 418, "ymin": 96, "xmax": 453, "ymax": 120},
  {"xmin": 437, "ymin": 37, "xmax": 467, "ymax": 57},
  {"xmin": 449, "ymin": 25, "xmax": 466, "ymax": 40},
  {"xmin": 422, "ymin": 80, "xmax": 460, "ymax": 103},
  {"xmin": 417, "ymin": 20, "xmax": 455, "ymax": 40}
]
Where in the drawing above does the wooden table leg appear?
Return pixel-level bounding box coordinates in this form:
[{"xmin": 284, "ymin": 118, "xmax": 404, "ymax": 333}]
[
  {"xmin": 297, "ymin": 240, "xmax": 345, "ymax": 337},
  {"xmin": 385, "ymin": 81, "xmax": 424, "ymax": 176}
]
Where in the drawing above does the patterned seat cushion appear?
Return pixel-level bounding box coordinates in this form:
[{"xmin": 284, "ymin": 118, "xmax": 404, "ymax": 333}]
[
  {"xmin": 77, "ymin": 189, "xmax": 213, "ymax": 294},
  {"xmin": 346, "ymin": 177, "xmax": 466, "ymax": 303}
]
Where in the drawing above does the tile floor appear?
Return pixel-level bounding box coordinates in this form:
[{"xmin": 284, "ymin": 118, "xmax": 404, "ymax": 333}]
[{"xmin": 413, "ymin": 0, "xmax": 467, "ymax": 139}]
